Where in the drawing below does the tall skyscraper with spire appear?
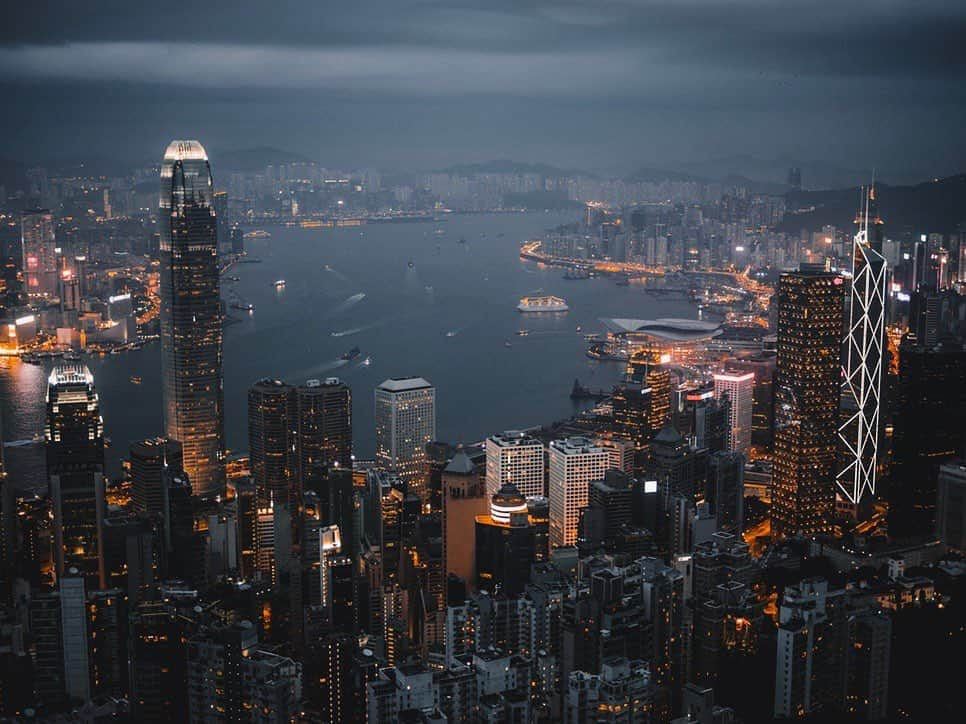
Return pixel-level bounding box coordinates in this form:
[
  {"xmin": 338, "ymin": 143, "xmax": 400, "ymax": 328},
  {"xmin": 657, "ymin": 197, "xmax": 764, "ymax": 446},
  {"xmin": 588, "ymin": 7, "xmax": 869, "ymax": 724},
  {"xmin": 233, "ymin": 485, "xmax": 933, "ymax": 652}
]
[
  {"xmin": 159, "ymin": 140, "xmax": 224, "ymax": 498},
  {"xmin": 837, "ymin": 186, "xmax": 887, "ymax": 505}
]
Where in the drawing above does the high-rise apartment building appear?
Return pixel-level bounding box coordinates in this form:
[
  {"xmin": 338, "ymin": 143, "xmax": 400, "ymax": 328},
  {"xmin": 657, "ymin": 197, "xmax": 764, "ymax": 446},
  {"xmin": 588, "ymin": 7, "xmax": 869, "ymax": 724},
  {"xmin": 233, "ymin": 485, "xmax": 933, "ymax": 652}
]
[
  {"xmin": 159, "ymin": 140, "xmax": 224, "ymax": 498},
  {"xmin": 548, "ymin": 437, "xmax": 608, "ymax": 548},
  {"xmin": 771, "ymin": 268, "xmax": 844, "ymax": 539},
  {"xmin": 485, "ymin": 430, "xmax": 545, "ymax": 498},
  {"xmin": 21, "ymin": 208, "xmax": 57, "ymax": 296},
  {"xmin": 46, "ymin": 365, "xmax": 106, "ymax": 586},
  {"xmin": 375, "ymin": 377, "xmax": 436, "ymax": 499},
  {"xmin": 713, "ymin": 371, "xmax": 754, "ymax": 456}
]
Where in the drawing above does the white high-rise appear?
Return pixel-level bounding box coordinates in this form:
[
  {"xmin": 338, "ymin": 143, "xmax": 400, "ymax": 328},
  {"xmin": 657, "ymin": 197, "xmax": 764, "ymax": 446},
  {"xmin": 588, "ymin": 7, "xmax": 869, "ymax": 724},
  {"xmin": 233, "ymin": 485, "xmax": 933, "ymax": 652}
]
[
  {"xmin": 375, "ymin": 377, "xmax": 436, "ymax": 500},
  {"xmin": 548, "ymin": 437, "xmax": 608, "ymax": 548},
  {"xmin": 837, "ymin": 187, "xmax": 887, "ymax": 505},
  {"xmin": 713, "ymin": 371, "xmax": 755, "ymax": 455},
  {"xmin": 485, "ymin": 430, "xmax": 545, "ymax": 498}
]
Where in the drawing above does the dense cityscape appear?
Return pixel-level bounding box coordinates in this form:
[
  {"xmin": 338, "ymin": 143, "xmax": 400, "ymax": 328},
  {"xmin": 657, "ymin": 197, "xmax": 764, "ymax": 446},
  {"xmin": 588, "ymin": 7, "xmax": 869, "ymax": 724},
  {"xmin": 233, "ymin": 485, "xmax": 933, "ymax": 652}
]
[{"xmin": 2, "ymin": 2, "xmax": 966, "ymax": 723}]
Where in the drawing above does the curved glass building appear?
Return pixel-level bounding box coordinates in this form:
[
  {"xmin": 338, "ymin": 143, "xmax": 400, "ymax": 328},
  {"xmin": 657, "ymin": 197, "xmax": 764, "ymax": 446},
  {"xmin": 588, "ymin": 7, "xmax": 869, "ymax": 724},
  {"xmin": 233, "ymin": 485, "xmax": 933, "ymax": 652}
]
[{"xmin": 159, "ymin": 140, "xmax": 224, "ymax": 498}]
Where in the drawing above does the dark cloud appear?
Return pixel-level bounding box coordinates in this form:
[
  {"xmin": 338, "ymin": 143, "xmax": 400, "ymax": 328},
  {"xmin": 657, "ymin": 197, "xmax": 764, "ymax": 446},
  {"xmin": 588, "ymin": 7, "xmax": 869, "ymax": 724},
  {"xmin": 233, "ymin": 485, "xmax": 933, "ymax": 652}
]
[{"xmin": 1, "ymin": 1, "xmax": 964, "ymax": 175}]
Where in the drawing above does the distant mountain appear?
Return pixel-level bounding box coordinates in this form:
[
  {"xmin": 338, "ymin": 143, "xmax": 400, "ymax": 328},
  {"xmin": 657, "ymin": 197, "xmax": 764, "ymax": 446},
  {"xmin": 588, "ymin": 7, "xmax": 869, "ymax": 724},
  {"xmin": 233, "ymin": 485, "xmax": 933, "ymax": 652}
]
[
  {"xmin": 673, "ymin": 154, "xmax": 875, "ymax": 189},
  {"xmin": 624, "ymin": 166, "xmax": 702, "ymax": 184},
  {"xmin": 776, "ymin": 174, "xmax": 966, "ymax": 236},
  {"xmin": 213, "ymin": 146, "xmax": 313, "ymax": 173},
  {"xmin": 438, "ymin": 159, "xmax": 593, "ymax": 178},
  {"xmin": 624, "ymin": 166, "xmax": 789, "ymax": 195}
]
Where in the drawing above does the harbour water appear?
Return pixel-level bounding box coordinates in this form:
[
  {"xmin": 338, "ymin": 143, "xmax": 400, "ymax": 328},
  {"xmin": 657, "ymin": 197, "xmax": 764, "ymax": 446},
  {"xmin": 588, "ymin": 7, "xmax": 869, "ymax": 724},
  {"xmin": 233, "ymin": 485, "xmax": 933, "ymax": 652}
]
[{"xmin": 0, "ymin": 212, "xmax": 695, "ymax": 490}]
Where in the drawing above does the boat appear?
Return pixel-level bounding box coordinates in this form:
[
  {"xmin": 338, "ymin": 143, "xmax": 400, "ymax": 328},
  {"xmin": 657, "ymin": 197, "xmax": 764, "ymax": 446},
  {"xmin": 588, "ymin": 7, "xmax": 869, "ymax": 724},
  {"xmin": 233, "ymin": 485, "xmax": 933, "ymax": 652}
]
[
  {"xmin": 273, "ymin": 279, "xmax": 286, "ymax": 288},
  {"xmin": 341, "ymin": 346, "xmax": 361, "ymax": 362},
  {"xmin": 517, "ymin": 294, "xmax": 569, "ymax": 313},
  {"xmin": 360, "ymin": 356, "xmax": 372, "ymax": 367},
  {"xmin": 244, "ymin": 230, "xmax": 272, "ymax": 239},
  {"xmin": 130, "ymin": 376, "xmax": 142, "ymax": 385},
  {"xmin": 458, "ymin": 237, "xmax": 467, "ymax": 245},
  {"xmin": 516, "ymin": 329, "xmax": 529, "ymax": 337},
  {"xmin": 445, "ymin": 331, "xmax": 457, "ymax": 338},
  {"xmin": 433, "ymin": 228, "xmax": 446, "ymax": 236},
  {"xmin": 504, "ymin": 340, "xmax": 512, "ymax": 348},
  {"xmin": 231, "ymin": 302, "xmax": 255, "ymax": 311},
  {"xmin": 576, "ymin": 326, "xmax": 582, "ymax": 333},
  {"xmin": 408, "ymin": 260, "xmax": 415, "ymax": 269},
  {"xmin": 424, "ymin": 285, "xmax": 434, "ymax": 292}
]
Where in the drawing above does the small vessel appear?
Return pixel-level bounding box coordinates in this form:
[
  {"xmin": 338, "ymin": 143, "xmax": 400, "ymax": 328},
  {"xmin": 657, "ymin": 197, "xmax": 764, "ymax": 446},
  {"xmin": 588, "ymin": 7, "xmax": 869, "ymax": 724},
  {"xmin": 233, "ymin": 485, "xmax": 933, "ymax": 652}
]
[
  {"xmin": 433, "ymin": 228, "xmax": 446, "ymax": 236},
  {"xmin": 324, "ymin": 264, "xmax": 333, "ymax": 271},
  {"xmin": 516, "ymin": 329, "xmax": 529, "ymax": 337},
  {"xmin": 458, "ymin": 237, "xmax": 466, "ymax": 245},
  {"xmin": 244, "ymin": 230, "xmax": 272, "ymax": 239},
  {"xmin": 130, "ymin": 376, "xmax": 142, "ymax": 385},
  {"xmin": 576, "ymin": 325, "xmax": 582, "ymax": 333},
  {"xmin": 446, "ymin": 331, "xmax": 457, "ymax": 338},
  {"xmin": 504, "ymin": 340, "xmax": 512, "ymax": 348},
  {"xmin": 424, "ymin": 285, "xmax": 434, "ymax": 292},
  {"xmin": 408, "ymin": 260, "xmax": 415, "ymax": 269},
  {"xmin": 360, "ymin": 356, "xmax": 372, "ymax": 367},
  {"xmin": 273, "ymin": 279, "xmax": 286, "ymax": 288},
  {"xmin": 225, "ymin": 275, "xmax": 240, "ymax": 282},
  {"xmin": 517, "ymin": 294, "xmax": 569, "ymax": 313},
  {"xmin": 341, "ymin": 346, "xmax": 361, "ymax": 362},
  {"xmin": 231, "ymin": 302, "xmax": 255, "ymax": 311}
]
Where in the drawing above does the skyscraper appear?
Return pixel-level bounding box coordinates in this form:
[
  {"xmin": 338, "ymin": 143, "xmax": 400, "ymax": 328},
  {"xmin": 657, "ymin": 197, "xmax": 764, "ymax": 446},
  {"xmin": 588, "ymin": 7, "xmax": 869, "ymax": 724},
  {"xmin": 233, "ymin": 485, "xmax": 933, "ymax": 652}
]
[
  {"xmin": 548, "ymin": 437, "xmax": 608, "ymax": 548},
  {"xmin": 771, "ymin": 267, "xmax": 845, "ymax": 539},
  {"xmin": 46, "ymin": 365, "xmax": 106, "ymax": 586},
  {"xmin": 159, "ymin": 140, "xmax": 224, "ymax": 498},
  {"xmin": 130, "ymin": 437, "xmax": 184, "ymax": 518},
  {"xmin": 713, "ymin": 371, "xmax": 754, "ymax": 456},
  {"xmin": 837, "ymin": 187, "xmax": 887, "ymax": 505},
  {"xmin": 248, "ymin": 378, "xmax": 296, "ymax": 504},
  {"xmin": 296, "ymin": 377, "xmax": 352, "ymax": 483},
  {"xmin": 21, "ymin": 208, "xmax": 57, "ymax": 296},
  {"xmin": 485, "ymin": 430, "xmax": 545, "ymax": 498},
  {"xmin": 375, "ymin": 377, "xmax": 436, "ymax": 499}
]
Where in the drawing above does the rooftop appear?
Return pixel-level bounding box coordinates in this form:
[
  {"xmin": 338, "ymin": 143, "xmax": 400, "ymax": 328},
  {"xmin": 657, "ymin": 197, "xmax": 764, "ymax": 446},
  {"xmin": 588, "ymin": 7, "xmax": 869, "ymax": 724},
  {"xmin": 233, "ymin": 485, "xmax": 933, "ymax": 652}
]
[
  {"xmin": 601, "ymin": 317, "xmax": 722, "ymax": 342},
  {"xmin": 377, "ymin": 376, "xmax": 434, "ymax": 393}
]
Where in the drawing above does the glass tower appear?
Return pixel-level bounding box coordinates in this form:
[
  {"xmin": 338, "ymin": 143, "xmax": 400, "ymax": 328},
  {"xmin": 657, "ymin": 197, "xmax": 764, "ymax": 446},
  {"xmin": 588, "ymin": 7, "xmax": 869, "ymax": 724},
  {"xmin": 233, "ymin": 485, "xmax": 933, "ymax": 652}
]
[
  {"xmin": 159, "ymin": 140, "xmax": 224, "ymax": 498},
  {"xmin": 46, "ymin": 365, "xmax": 105, "ymax": 587},
  {"xmin": 837, "ymin": 187, "xmax": 887, "ymax": 505},
  {"xmin": 375, "ymin": 377, "xmax": 436, "ymax": 500}
]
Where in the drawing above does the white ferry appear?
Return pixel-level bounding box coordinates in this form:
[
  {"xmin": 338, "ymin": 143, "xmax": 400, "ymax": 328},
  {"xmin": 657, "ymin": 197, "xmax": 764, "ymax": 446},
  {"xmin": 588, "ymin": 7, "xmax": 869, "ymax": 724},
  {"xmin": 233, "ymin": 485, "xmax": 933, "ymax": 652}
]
[{"xmin": 517, "ymin": 294, "xmax": 569, "ymax": 313}]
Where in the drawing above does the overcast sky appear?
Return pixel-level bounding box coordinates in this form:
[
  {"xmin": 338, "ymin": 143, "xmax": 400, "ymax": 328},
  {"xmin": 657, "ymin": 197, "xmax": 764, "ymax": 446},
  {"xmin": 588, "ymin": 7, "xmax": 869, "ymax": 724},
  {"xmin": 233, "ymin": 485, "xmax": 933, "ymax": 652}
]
[{"xmin": 2, "ymin": 0, "xmax": 965, "ymax": 175}]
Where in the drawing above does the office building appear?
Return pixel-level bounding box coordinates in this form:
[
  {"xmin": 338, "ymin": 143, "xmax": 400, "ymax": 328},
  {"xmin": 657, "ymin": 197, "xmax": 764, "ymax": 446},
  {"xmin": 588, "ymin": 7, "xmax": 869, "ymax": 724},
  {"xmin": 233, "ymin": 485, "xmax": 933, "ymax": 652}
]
[
  {"xmin": 159, "ymin": 140, "xmax": 225, "ymax": 498},
  {"xmin": 837, "ymin": 188, "xmax": 888, "ymax": 505},
  {"xmin": 889, "ymin": 336, "xmax": 966, "ymax": 537},
  {"xmin": 130, "ymin": 437, "xmax": 183, "ymax": 518},
  {"xmin": 46, "ymin": 365, "xmax": 106, "ymax": 586},
  {"xmin": 771, "ymin": 268, "xmax": 844, "ymax": 539},
  {"xmin": 485, "ymin": 430, "xmax": 545, "ymax": 498},
  {"xmin": 708, "ymin": 452, "xmax": 745, "ymax": 533},
  {"xmin": 937, "ymin": 461, "xmax": 966, "ymax": 551},
  {"xmin": 548, "ymin": 437, "xmax": 609, "ymax": 548},
  {"xmin": 296, "ymin": 377, "xmax": 352, "ymax": 483},
  {"xmin": 713, "ymin": 371, "xmax": 754, "ymax": 456},
  {"xmin": 375, "ymin": 377, "xmax": 436, "ymax": 499},
  {"xmin": 59, "ymin": 569, "xmax": 90, "ymax": 703},
  {"xmin": 474, "ymin": 483, "xmax": 536, "ymax": 595},
  {"xmin": 441, "ymin": 451, "xmax": 488, "ymax": 594},
  {"xmin": 248, "ymin": 378, "xmax": 296, "ymax": 504}
]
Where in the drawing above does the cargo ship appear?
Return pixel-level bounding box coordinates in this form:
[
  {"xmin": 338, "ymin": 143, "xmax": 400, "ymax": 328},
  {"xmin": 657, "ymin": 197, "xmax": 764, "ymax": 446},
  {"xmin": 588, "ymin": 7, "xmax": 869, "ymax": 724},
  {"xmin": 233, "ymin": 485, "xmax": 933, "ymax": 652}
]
[{"xmin": 517, "ymin": 294, "xmax": 569, "ymax": 313}]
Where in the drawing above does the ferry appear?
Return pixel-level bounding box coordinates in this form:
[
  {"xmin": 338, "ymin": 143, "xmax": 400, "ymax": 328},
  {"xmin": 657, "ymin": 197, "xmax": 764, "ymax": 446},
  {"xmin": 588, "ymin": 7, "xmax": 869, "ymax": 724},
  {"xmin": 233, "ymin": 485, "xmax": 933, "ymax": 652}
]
[
  {"xmin": 130, "ymin": 376, "xmax": 142, "ymax": 385},
  {"xmin": 516, "ymin": 329, "xmax": 529, "ymax": 337},
  {"xmin": 273, "ymin": 279, "xmax": 286, "ymax": 288},
  {"xmin": 341, "ymin": 346, "xmax": 361, "ymax": 362},
  {"xmin": 517, "ymin": 294, "xmax": 569, "ymax": 313},
  {"xmin": 244, "ymin": 230, "xmax": 272, "ymax": 239}
]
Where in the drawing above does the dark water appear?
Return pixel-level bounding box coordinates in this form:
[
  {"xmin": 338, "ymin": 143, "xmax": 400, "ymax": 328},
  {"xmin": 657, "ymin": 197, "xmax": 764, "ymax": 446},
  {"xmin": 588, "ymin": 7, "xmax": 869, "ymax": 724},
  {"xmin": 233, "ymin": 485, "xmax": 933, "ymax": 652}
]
[{"xmin": 1, "ymin": 212, "xmax": 695, "ymax": 491}]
